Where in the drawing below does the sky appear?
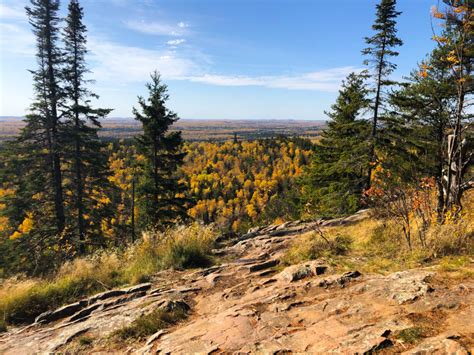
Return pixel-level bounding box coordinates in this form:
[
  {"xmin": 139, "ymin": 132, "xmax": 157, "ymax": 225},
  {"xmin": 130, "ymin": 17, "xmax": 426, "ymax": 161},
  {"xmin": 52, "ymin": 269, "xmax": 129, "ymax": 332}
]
[{"xmin": 0, "ymin": 0, "xmax": 439, "ymax": 120}]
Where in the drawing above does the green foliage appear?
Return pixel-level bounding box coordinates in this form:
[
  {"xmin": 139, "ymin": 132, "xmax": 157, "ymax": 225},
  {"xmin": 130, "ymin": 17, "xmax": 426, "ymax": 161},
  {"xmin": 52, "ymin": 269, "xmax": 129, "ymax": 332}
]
[
  {"xmin": 134, "ymin": 72, "xmax": 191, "ymax": 230},
  {"xmin": 113, "ymin": 308, "xmax": 187, "ymax": 341},
  {"xmin": 62, "ymin": 0, "xmax": 113, "ymax": 254},
  {"xmin": 362, "ymin": 0, "xmax": 403, "ymax": 77},
  {"xmin": 300, "ymin": 73, "xmax": 370, "ymax": 217},
  {"xmin": 363, "ymin": 0, "xmax": 403, "ymax": 191}
]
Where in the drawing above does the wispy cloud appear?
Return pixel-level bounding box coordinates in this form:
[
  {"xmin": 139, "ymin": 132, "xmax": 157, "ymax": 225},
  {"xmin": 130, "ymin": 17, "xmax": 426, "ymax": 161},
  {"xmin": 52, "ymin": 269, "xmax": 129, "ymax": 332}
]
[
  {"xmin": 125, "ymin": 20, "xmax": 188, "ymax": 36},
  {"xmin": 87, "ymin": 35, "xmax": 357, "ymax": 92},
  {"xmin": 167, "ymin": 38, "xmax": 186, "ymax": 46},
  {"xmin": 182, "ymin": 67, "xmax": 361, "ymax": 91},
  {"xmin": 88, "ymin": 37, "xmax": 198, "ymax": 83}
]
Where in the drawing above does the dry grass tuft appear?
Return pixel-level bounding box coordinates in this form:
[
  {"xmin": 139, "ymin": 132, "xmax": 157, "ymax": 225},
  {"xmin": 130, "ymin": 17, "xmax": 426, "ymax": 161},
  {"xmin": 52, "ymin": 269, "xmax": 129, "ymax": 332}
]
[
  {"xmin": 0, "ymin": 223, "xmax": 216, "ymax": 325},
  {"xmin": 282, "ymin": 230, "xmax": 353, "ymax": 265},
  {"xmin": 113, "ymin": 307, "xmax": 187, "ymax": 341}
]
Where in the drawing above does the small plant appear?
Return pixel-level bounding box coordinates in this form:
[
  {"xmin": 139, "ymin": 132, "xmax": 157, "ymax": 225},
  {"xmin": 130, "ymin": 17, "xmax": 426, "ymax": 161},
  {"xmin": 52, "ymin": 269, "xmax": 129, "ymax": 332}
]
[
  {"xmin": 78, "ymin": 335, "xmax": 94, "ymax": 346},
  {"xmin": 114, "ymin": 308, "xmax": 187, "ymax": 341},
  {"xmin": 395, "ymin": 327, "xmax": 425, "ymax": 344}
]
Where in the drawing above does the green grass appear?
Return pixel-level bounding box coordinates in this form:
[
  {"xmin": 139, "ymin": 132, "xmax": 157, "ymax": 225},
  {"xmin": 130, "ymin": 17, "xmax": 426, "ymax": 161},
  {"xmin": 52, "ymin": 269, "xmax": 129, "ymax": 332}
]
[
  {"xmin": 0, "ymin": 223, "xmax": 216, "ymax": 325},
  {"xmin": 113, "ymin": 308, "xmax": 188, "ymax": 341},
  {"xmin": 78, "ymin": 335, "xmax": 94, "ymax": 346}
]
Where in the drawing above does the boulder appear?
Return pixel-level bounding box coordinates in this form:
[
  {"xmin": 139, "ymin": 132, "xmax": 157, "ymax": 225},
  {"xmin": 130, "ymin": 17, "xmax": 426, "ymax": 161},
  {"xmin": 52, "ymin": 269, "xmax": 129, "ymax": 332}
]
[
  {"xmin": 159, "ymin": 299, "xmax": 190, "ymax": 313},
  {"xmin": 387, "ymin": 271, "xmax": 434, "ymax": 304},
  {"xmin": 278, "ymin": 261, "xmax": 328, "ymax": 282},
  {"xmin": 248, "ymin": 259, "xmax": 279, "ymax": 272},
  {"xmin": 278, "ymin": 264, "xmax": 312, "ymax": 282}
]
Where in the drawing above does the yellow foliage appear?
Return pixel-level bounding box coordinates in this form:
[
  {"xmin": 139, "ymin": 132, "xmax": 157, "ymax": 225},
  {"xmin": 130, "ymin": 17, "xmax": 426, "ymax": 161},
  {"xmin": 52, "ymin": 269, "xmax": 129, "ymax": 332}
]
[{"xmin": 9, "ymin": 213, "xmax": 34, "ymax": 240}]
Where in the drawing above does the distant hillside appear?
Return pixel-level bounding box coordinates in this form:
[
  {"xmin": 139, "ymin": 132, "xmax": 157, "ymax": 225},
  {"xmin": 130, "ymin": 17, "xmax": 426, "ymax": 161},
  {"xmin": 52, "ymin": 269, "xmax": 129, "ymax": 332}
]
[{"xmin": 0, "ymin": 118, "xmax": 325, "ymax": 142}]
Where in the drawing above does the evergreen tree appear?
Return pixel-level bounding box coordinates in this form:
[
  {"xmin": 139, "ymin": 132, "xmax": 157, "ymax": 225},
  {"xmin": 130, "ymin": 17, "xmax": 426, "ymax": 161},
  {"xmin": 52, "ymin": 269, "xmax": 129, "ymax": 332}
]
[
  {"xmin": 24, "ymin": 0, "xmax": 66, "ymax": 234},
  {"xmin": 62, "ymin": 0, "xmax": 112, "ymax": 253},
  {"xmin": 0, "ymin": 0, "xmax": 67, "ymax": 274},
  {"xmin": 388, "ymin": 44, "xmax": 456, "ymax": 219},
  {"xmin": 387, "ymin": 3, "xmax": 473, "ymax": 217},
  {"xmin": 362, "ymin": 0, "xmax": 403, "ymax": 188},
  {"xmin": 300, "ymin": 73, "xmax": 370, "ymax": 217},
  {"xmin": 134, "ymin": 72, "xmax": 190, "ymax": 230}
]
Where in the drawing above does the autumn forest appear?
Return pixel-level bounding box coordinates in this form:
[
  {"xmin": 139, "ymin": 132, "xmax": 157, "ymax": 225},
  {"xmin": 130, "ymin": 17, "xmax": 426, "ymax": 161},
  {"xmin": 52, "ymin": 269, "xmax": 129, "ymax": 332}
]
[{"xmin": 0, "ymin": 0, "xmax": 472, "ymax": 340}]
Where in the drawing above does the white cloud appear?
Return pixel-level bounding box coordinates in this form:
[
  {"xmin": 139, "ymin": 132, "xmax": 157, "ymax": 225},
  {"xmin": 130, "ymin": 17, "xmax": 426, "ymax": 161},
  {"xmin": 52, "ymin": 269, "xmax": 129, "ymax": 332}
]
[
  {"xmin": 88, "ymin": 37, "xmax": 198, "ymax": 83},
  {"xmin": 0, "ymin": 3, "xmax": 26, "ymax": 20},
  {"xmin": 167, "ymin": 38, "xmax": 186, "ymax": 46},
  {"xmin": 87, "ymin": 36, "xmax": 357, "ymax": 92},
  {"xmin": 177, "ymin": 22, "xmax": 188, "ymax": 28},
  {"xmin": 181, "ymin": 67, "xmax": 360, "ymax": 91},
  {"xmin": 125, "ymin": 20, "xmax": 187, "ymax": 36}
]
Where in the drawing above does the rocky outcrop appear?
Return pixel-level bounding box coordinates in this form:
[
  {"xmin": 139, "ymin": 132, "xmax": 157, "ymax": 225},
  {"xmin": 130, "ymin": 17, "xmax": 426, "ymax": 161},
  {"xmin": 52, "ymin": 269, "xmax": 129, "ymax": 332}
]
[
  {"xmin": 0, "ymin": 216, "xmax": 472, "ymax": 354},
  {"xmin": 403, "ymin": 334, "xmax": 469, "ymax": 354}
]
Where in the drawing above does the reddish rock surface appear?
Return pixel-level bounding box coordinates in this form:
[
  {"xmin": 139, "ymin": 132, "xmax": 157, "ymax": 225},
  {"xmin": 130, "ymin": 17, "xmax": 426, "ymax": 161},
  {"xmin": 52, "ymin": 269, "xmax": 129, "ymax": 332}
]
[{"xmin": 0, "ymin": 216, "xmax": 472, "ymax": 353}]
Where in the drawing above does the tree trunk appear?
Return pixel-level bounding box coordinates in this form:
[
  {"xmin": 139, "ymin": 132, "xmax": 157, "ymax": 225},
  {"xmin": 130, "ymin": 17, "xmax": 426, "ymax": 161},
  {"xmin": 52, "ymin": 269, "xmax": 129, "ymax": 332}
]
[
  {"xmin": 45, "ymin": 2, "xmax": 65, "ymax": 234},
  {"xmin": 366, "ymin": 42, "xmax": 386, "ymax": 190}
]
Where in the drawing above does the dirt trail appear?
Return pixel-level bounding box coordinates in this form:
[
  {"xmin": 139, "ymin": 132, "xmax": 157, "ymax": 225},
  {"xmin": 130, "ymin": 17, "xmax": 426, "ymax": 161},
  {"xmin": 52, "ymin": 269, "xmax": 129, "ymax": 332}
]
[{"xmin": 0, "ymin": 213, "xmax": 472, "ymax": 354}]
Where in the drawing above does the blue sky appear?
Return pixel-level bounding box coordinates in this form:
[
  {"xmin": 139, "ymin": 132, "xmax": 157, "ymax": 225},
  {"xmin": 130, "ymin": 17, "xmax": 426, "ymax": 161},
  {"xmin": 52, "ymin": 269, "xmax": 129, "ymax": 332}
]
[{"xmin": 1, "ymin": 0, "xmax": 437, "ymax": 120}]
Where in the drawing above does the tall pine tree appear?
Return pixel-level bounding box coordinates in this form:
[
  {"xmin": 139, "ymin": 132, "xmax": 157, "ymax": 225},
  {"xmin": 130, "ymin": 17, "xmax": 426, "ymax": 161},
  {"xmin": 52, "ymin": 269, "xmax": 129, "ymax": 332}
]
[
  {"xmin": 62, "ymin": 0, "xmax": 112, "ymax": 253},
  {"xmin": 25, "ymin": 0, "xmax": 66, "ymax": 234},
  {"xmin": 300, "ymin": 73, "xmax": 370, "ymax": 217},
  {"xmin": 362, "ymin": 0, "xmax": 403, "ymax": 188},
  {"xmin": 134, "ymin": 72, "xmax": 190, "ymax": 230}
]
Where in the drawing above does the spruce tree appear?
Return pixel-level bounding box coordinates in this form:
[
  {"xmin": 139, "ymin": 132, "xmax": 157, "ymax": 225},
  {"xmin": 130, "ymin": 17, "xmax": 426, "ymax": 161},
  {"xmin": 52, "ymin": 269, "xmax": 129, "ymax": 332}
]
[
  {"xmin": 62, "ymin": 0, "xmax": 112, "ymax": 253},
  {"xmin": 362, "ymin": 0, "xmax": 403, "ymax": 188},
  {"xmin": 24, "ymin": 0, "xmax": 65, "ymax": 234},
  {"xmin": 388, "ymin": 44, "xmax": 456, "ymax": 219},
  {"xmin": 134, "ymin": 72, "xmax": 190, "ymax": 230},
  {"xmin": 300, "ymin": 73, "xmax": 370, "ymax": 217}
]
